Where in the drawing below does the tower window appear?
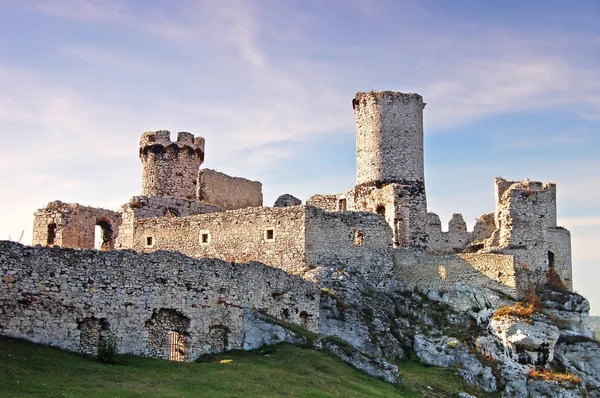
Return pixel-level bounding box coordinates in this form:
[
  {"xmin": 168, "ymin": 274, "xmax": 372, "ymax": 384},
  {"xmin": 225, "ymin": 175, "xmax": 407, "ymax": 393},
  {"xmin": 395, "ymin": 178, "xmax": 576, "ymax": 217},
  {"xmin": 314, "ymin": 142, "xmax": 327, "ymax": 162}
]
[
  {"xmin": 47, "ymin": 223, "xmax": 57, "ymax": 245},
  {"xmin": 548, "ymin": 251, "xmax": 555, "ymax": 268},
  {"xmin": 146, "ymin": 236, "xmax": 155, "ymax": 247},
  {"xmin": 338, "ymin": 199, "xmax": 347, "ymax": 211}
]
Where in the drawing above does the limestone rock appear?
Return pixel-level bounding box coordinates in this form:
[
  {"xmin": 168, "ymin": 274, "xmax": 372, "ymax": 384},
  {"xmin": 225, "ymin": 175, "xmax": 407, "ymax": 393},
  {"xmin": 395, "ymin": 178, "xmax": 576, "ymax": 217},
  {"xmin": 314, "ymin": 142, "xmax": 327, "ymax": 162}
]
[{"xmin": 491, "ymin": 315, "xmax": 560, "ymax": 367}]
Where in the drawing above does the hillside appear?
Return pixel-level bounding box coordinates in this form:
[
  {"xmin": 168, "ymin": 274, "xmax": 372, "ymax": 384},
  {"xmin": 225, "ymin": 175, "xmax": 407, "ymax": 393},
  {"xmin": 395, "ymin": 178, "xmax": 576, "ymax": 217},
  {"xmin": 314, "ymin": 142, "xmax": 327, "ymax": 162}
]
[{"xmin": 0, "ymin": 337, "xmax": 496, "ymax": 398}]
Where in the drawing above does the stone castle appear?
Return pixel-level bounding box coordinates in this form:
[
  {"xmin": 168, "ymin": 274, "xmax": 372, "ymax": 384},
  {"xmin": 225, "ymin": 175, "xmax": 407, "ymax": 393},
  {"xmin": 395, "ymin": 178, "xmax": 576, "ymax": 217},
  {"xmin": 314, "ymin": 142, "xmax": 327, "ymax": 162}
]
[
  {"xmin": 3, "ymin": 91, "xmax": 586, "ymax": 393},
  {"xmin": 30, "ymin": 91, "xmax": 572, "ymax": 292}
]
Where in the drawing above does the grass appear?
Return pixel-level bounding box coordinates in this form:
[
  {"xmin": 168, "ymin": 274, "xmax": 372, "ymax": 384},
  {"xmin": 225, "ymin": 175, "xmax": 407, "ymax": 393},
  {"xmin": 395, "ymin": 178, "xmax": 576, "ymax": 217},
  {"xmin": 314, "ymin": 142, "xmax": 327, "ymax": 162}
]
[
  {"xmin": 0, "ymin": 336, "xmax": 500, "ymax": 397},
  {"xmin": 529, "ymin": 369, "xmax": 581, "ymax": 388}
]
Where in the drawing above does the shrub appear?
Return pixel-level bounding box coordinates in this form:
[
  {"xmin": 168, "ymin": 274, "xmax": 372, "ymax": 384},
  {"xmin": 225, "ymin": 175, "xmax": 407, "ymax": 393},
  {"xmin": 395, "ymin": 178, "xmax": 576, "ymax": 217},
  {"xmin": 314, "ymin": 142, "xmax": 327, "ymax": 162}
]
[
  {"xmin": 97, "ymin": 335, "xmax": 118, "ymax": 364},
  {"xmin": 546, "ymin": 267, "xmax": 567, "ymax": 291},
  {"xmin": 529, "ymin": 369, "xmax": 581, "ymax": 387},
  {"xmin": 493, "ymin": 292, "xmax": 542, "ymax": 324}
]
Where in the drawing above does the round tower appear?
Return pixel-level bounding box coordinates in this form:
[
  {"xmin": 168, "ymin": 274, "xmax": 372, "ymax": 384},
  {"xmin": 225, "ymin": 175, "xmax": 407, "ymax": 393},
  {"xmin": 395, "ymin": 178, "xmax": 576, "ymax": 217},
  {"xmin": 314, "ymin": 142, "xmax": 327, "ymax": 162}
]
[
  {"xmin": 139, "ymin": 130, "xmax": 205, "ymax": 199},
  {"xmin": 354, "ymin": 91, "xmax": 425, "ymax": 187}
]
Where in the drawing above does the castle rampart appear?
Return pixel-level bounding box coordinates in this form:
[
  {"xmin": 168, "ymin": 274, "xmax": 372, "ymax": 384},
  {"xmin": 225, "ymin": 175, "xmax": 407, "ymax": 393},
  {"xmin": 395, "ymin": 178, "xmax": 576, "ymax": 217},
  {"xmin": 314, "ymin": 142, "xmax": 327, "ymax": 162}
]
[
  {"xmin": 0, "ymin": 241, "xmax": 319, "ymax": 360},
  {"xmin": 140, "ymin": 130, "xmax": 205, "ymax": 199}
]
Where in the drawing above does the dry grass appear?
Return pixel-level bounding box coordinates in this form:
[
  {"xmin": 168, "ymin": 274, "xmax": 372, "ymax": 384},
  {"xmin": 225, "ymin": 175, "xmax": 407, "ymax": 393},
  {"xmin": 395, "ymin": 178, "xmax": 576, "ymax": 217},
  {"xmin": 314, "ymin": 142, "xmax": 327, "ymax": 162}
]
[
  {"xmin": 529, "ymin": 369, "xmax": 581, "ymax": 387},
  {"xmin": 546, "ymin": 267, "xmax": 567, "ymax": 291},
  {"xmin": 493, "ymin": 292, "xmax": 542, "ymax": 324}
]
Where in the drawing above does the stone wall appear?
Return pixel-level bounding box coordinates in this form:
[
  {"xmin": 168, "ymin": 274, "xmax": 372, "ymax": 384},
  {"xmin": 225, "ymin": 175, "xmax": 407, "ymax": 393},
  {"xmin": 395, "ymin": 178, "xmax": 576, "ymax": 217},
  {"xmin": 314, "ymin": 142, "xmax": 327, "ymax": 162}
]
[
  {"xmin": 482, "ymin": 178, "xmax": 572, "ymax": 291},
  {"xmin": 130, "ymin": 206, "xmax": 308, "ymax": 275},
  {"xmin": 197, "ymin": 169, "xmax": 263, "ymax": 210},
  {"xmin": 426, "ymin": 213, "xmax": 473, "ymax": 253},
  {"xmin": 115, "ymin": 195, "xmax": 220, "ymax": 249},
  {"xmin": 305, "ymin": 206, "xmax": 394, "ymax": 284},
  {"xmin": 32, "ymin": 202, "xmax": 121, "ymax": 250},
  {"xmin": 306, "ymin": 194, "xmax": 342, "ymax": 212},
  {"xmin": 394, "ymin": 249, "xmax": 518, "ymax": 298},
  {"xmin": 140, "ymin": 130, "xmax": 205, "ymax": 199},
  {"xmin": 0, "ymin": 241, "xmax": 319, "ymax": 360}
]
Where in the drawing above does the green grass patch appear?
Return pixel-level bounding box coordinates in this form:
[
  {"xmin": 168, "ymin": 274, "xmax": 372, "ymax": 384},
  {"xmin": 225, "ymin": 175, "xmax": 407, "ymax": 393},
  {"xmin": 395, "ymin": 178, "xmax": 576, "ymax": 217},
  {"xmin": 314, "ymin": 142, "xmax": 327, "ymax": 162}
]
[{"xmin": 0, "ymin": 336, "xmax": 498, "ymax": 397}]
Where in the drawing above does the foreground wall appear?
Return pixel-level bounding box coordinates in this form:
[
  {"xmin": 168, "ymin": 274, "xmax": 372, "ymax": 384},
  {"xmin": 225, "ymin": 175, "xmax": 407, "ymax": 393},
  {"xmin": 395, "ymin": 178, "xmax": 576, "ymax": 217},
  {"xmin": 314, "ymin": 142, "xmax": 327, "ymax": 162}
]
[{"xmin": 0, "ymin": 241, "xmax": 319, "ymax": 360}]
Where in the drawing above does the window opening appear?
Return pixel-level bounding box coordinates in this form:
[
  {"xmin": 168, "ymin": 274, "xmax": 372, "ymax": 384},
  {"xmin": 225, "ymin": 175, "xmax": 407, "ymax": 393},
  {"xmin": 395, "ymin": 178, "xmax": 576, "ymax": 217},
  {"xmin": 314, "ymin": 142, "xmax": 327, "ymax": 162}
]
[
  {"xmin": 353, "ymin": 230, "xmax": 364, "ymax": 246},
  {"xmin": 166, "ymin": 208, "xmax": 179, "ymax": 217},
  {"xmin": 146, "ymin": 236, "xmax": 154, "ymax": 247},
  {"xmin": 338, "ymin": 199, "xmax": 347, "ymax": 211},
  {"xmin": 47, "ymin": 223, "xmax": 57, "ymax": 245},
  {"xmin": 376, "ymin": 205, "xmax": 386, "ymax": 216},
  {"xmin": 94, "ymin": 220, "xmax": 113, "ymax": 250},
  {"xmin": 265, "ymin": 228, "xmax": 275, "ymax": 241},
  {"xmin": 201, "ymin": 233, "xmax": 209, "ymax": 244},
  {"xmin": 548, "ymin": 251, "xmax": 555, "ymax": 268}
]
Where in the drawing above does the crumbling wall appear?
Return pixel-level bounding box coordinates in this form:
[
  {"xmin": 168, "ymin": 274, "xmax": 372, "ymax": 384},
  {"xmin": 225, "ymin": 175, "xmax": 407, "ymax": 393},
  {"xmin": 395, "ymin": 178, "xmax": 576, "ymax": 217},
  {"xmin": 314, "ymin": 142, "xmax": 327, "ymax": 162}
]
[
  {"xmin": 426, "ymin": 213, "xmax": 473, "ymax": 253},
  {"xmin": 32, "ymin": 202, "xmax": 121, "ymax": 250},
  {"xmin": 140, "ymin": 130, "xmax": 205, "ymax": 199},
  {"xmin": 131, "ymin": 206, "xmax": 307, "ymax": 275},
  {"xmin": 0, "ymin": 241, "xmax": 319, "ymax": 360},
  {"xmin": 480, "ymin": 178, "xmax": 573, "ymax": 294},
  {"xmin": 304, "ymin": 206, "xmax": 394, "ymax": 284},
  {"xmin": 306, "ymin": 194, "xmax": 343, "ymax": 212},
  {"xmin": 197, "ymin": 169, "xmax": 263, "ymax": 210},
  {"xmin": 116, "ymin": 196, "xmax": 220, "ymax": 249}
]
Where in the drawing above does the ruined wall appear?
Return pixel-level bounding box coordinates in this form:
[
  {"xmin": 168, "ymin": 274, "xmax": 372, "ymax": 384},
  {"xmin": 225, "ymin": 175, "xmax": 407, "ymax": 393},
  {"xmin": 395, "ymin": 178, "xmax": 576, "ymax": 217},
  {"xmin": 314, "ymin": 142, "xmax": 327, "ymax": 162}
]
[
  {"xmin": 546, "ymin": 228, "xmax": 573, "ymax": 290},
  {"xmin": 197, "ymin": 169, "xmax": 263, "ymax": 210},
  {"xmin": 32, "ymin": 202, "xmax": 121, "ymax": 250},
  {"xmin": 305, "ymin": 206, "xmax": 394, "ymax": 284},
  {"xmin": 306, "ymin": 194, "xmax": 343, "ymax": 212},
  {"xmin": 394, "ymin": 249, "xmax": 518, "ymax": 298},
  {"xmin": 426, "ymin": 213, "xmax": 473, "ymax": 254},
  {"xmin": 140, "ymin": 131, "xmax": 205, "ymax": 199},
  {"xmin": 131, "ymin": 206, "xmax": 307, "ymax": 275},
  {"xmin": 115, "ymin": 196, "xmax": 220, "ymax": 249},
  {"xmin": 0, "ymin": 241, "xmax": 319, "ymax": 360}
]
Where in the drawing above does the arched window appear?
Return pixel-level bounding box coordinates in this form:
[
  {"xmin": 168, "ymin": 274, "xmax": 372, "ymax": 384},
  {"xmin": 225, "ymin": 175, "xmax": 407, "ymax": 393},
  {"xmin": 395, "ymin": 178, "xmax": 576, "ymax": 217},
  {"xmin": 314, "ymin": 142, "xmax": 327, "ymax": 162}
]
[
  {"xmin": 94, "ymin": 220, "xmax": 113, "ymax": 250},
  {"xmin": 548, "ymin": 251, "xmax": 555, "ymax": 268}
]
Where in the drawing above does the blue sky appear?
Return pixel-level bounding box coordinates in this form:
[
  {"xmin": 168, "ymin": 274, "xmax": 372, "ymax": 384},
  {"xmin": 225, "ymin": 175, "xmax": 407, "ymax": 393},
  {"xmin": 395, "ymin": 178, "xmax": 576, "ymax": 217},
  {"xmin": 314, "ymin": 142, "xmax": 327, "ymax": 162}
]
[{"xmin": 1, "ymin": 0, "xmax": 599, "ymax": 313}]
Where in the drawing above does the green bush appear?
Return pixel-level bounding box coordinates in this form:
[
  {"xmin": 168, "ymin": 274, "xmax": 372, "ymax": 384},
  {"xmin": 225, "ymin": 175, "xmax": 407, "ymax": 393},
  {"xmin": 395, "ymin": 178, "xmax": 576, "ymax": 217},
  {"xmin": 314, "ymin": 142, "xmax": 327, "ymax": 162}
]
[{"xmin": 97, "ymin": 335, "xmax": 118, "ymax": 364}]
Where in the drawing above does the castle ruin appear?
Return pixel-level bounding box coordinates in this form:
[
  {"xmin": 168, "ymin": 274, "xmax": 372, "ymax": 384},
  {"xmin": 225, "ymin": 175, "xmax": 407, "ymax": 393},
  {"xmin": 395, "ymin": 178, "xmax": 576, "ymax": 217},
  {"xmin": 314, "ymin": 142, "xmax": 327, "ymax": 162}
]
[{"xmin": 4, "ymin": 91, "xmax": 574, "ymax": 365}]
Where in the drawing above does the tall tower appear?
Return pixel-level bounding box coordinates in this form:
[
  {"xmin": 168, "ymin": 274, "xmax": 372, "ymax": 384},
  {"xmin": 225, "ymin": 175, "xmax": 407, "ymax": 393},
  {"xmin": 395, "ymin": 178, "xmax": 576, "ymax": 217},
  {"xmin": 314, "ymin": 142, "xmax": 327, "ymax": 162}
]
[
  {"xmin": 353, "ymin": 91, "xmax": 428, "ymax": 249},
  {"xmin": 354, "ymin": 91, "xmax": 425, "ymax": 187},
  {"xmin": 139, "ymin": 130, "xmax": 205, "ymax": 199}
]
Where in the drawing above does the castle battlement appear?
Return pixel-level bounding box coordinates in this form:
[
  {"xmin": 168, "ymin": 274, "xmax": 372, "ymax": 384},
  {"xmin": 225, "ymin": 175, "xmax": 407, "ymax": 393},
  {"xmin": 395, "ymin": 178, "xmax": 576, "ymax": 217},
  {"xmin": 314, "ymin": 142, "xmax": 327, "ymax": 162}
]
[{"xmin": 139, "ymin": 130, "xmax": 205, "ymax": 159}]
